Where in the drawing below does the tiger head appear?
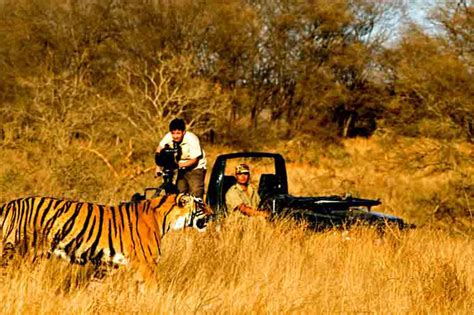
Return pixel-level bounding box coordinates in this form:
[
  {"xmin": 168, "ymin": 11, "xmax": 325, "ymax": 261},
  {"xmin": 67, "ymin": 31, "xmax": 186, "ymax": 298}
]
[{"xmin": 150, "ymin": 193, "xmax": 213, "ymax": 233}]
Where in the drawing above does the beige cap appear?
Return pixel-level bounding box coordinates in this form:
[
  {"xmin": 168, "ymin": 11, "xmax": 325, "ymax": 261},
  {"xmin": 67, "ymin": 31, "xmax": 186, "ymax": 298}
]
[{"xmin": 235, "ymin": 163, "xmax": 250, "ymax": 174}]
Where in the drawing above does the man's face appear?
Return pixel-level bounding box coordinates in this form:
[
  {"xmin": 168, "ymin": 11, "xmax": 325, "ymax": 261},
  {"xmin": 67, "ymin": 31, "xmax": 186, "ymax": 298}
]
[
  {"xmin": 236, "ymin": 173, "xmax": 250, "ymax": 185},
  {"xmin": 171, "ymin": 130, "xmax": 185, "ymax": 143}
]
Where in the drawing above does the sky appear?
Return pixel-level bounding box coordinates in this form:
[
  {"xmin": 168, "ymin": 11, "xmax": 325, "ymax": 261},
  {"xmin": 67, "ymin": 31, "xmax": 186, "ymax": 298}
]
[
  {"xmin": 382, "ymin": 0, "xmax": 443, "ymax": 45},
  {"xmin": 407, "ymin": 0, "xmax": 438, "ymax": 28}
]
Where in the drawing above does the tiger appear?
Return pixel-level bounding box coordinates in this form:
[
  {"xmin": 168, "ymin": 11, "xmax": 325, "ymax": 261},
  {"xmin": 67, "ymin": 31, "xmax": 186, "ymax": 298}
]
[{"xmin": 0, "ymin": 193, "xmax": 213, "ymax": 272}]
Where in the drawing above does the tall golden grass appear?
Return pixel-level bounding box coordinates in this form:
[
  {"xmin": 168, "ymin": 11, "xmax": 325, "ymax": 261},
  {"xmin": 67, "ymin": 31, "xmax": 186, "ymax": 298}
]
[
  {"xmin": 276, "ymin": 135, "xmax": 473, "ymax": 234},
  {"xmin": 0, "ymin": 220, "xmax": 472, "ymax": 313},
  {"xmin": 0, "ymin": 135, "xmax": 472, "ymax": 313}
]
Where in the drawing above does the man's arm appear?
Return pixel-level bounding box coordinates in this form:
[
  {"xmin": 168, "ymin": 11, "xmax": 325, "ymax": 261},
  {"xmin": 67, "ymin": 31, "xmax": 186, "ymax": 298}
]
[
  {"xmin": 226, "ymin": 186, "xmax": 269, "ymax": 218},
  {"xmin": 157, "ymin": 133, "xmax": 172, "ymax": 152},
  {"xmin": 225, "ymin": 188, "xmax": 241, "ymax": 213},
  {"xmin": 178, "ymin": 157, "xmax": 199, "ymax": 169},
  {"xmin": 183, "ymin": 132, "xmax": 203, "ymax": 169},
  {"xmin": 238, "ymin": 204, "xmax": 269, "ymax": 218}
]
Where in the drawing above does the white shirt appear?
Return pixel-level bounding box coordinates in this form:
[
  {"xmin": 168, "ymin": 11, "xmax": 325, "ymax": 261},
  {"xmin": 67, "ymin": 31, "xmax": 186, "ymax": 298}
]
[{"xmin": 158, "ymin": 131, "xmax": 207, "ymax": 170}]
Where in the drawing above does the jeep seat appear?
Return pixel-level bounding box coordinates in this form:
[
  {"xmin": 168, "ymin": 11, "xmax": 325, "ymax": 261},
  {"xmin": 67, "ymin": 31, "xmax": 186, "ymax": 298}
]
[
  {"xmin": 258, "ymin": 174, "xmax": 281, "ymax": 199},
  {"xmin": 223, "ymin": 175, "xmax": 237, "ymax": 196}
]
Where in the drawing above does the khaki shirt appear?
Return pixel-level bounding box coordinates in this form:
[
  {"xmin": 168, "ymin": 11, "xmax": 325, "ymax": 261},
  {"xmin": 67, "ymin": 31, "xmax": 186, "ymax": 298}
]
[{"xmin": 225, "ymin": 183, "xmax": 261, "ymax": 214}]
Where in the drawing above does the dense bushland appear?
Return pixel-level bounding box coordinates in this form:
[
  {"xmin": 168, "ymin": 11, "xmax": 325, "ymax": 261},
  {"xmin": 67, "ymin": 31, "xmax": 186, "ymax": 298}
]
[
  {"xmin": 0, "ymin": 0, "xmax": 471, "ymax": 226},
  {"xmin": 0, "ymin": 1, "xmax": 472, "ymax": 312},
  {"xmin": 0, "ymin": 0, "xmax": 472, "ymax": 231},
  {"xmin": 0, "ymin": 0, "xmax": 472, "ymax": 142}
]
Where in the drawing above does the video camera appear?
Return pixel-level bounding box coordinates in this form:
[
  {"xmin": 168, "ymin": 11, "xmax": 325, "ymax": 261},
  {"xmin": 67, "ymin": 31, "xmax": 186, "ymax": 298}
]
[{"xmin": 154, "ymin": 143, "xmax": 181, "ymax": 194}]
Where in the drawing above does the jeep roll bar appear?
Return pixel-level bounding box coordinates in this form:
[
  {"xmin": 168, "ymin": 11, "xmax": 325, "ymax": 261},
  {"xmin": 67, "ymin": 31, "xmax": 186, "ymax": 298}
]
[{"xmin": 206, "ymin": 152, "xmax": 288, "ymax": 217}]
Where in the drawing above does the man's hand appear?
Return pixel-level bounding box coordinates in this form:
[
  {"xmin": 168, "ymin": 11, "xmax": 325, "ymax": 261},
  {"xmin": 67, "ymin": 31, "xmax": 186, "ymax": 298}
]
[
  {"xmin": 238, "ymin": 204, "xmax": 270, "ymax": 218},
  {"xmin": 155, "ymin": 166, "xmax": 163, "ymax": 178}
]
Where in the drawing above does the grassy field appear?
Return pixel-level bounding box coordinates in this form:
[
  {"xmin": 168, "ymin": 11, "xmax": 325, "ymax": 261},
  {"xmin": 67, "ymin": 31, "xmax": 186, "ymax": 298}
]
[
  {"xmin": 0, "ymin": 135, "xmax": 472, "ymax": 313},
  {"xmin": 0, "ymin": 1, "xmax": 472, "ymax": 312},
  {"xmin": 0, "ymin": 221, "xmax": 472, "ymax": 313}
]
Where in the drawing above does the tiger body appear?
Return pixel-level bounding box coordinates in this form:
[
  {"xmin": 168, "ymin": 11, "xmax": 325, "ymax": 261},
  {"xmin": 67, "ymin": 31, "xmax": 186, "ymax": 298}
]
[{"xmin": 0, "ymin": 194, "xmax": 212, "ymax": 269}]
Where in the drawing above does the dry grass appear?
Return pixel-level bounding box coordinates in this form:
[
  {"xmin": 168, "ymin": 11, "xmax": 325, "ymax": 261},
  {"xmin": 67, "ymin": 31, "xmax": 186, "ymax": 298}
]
[
  {"xmin": 1, "ymin": 135, "xmax": 473, "ymax": 313},
  {"xmin": 1, "ymin": 1, "xmax": 472, "ymax": 311},
  {"xmin": 277, "ymin": 136, "xmax": 473, "ymax": 234},
  {"xmin": 0, "ymin": 220, "xmax": 472, "ymax": 314}
]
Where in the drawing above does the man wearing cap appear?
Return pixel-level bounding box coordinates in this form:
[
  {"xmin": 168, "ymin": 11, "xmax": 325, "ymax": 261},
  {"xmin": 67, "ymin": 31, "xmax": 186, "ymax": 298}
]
[{"xmin": 225, "ymin": 163, "xmax": 269, "ymax": 218}]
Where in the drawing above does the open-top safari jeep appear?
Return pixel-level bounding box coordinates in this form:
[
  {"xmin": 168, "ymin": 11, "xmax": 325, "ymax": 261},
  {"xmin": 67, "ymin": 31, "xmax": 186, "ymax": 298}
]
[
  {"xmin": 131, "ymin": 151, "xmax": 413, "ymax": 230},
  {"xmin": 205, "ymin": 152, "xmax": 413, "ymax": 230}
]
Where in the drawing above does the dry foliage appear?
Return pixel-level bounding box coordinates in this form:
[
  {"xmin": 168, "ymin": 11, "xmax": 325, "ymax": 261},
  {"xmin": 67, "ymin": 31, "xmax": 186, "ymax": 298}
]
[
  {"xmin": 0, "ymin": 0, "xmax": 472, "ymax": 313},
  {"xmin": 0, "ymin": 220, "xmax": 472, "ymax": 314},
  {"xmin": 1, "ymin": 1, "xmax": 471, "ymax": 141},
  {"xmin": 1, "ymin": 130, "xmax": 472, "ymax": 313}
]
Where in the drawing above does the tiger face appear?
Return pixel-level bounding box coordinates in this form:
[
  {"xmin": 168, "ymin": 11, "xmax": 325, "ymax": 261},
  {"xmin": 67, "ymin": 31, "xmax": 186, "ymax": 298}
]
[{"xmin": 151, "ymin": 193, "xmax": 213, "ymax": 233}]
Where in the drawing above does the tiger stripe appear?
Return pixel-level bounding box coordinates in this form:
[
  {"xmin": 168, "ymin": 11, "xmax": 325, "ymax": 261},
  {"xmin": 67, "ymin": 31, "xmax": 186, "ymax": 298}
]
[{"xmin": 0, "ymin": 193, "xmax": 212, "ymax": 270}]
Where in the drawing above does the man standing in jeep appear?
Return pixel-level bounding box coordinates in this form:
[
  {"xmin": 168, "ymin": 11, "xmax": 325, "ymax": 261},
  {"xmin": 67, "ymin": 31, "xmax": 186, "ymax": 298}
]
[
  {"xmin": 225, "ymin": 163, "xmax": 269, "ymax": 218},
  {"xmin": 156, "ymin": 118, "xmax": 207, "ymax": 198}
]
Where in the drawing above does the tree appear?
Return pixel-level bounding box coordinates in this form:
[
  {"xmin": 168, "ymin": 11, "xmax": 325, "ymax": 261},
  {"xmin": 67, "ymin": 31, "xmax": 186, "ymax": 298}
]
[{"xmin": 381, "ymin": 1, "xmax": 473, "ymax": 140}]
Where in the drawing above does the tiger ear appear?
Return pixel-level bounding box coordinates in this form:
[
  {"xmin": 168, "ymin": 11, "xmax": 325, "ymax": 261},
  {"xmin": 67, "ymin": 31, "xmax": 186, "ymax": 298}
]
[{"xmin": 176, "ymin": 193, "xmax": 190, "ymax": 207}]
